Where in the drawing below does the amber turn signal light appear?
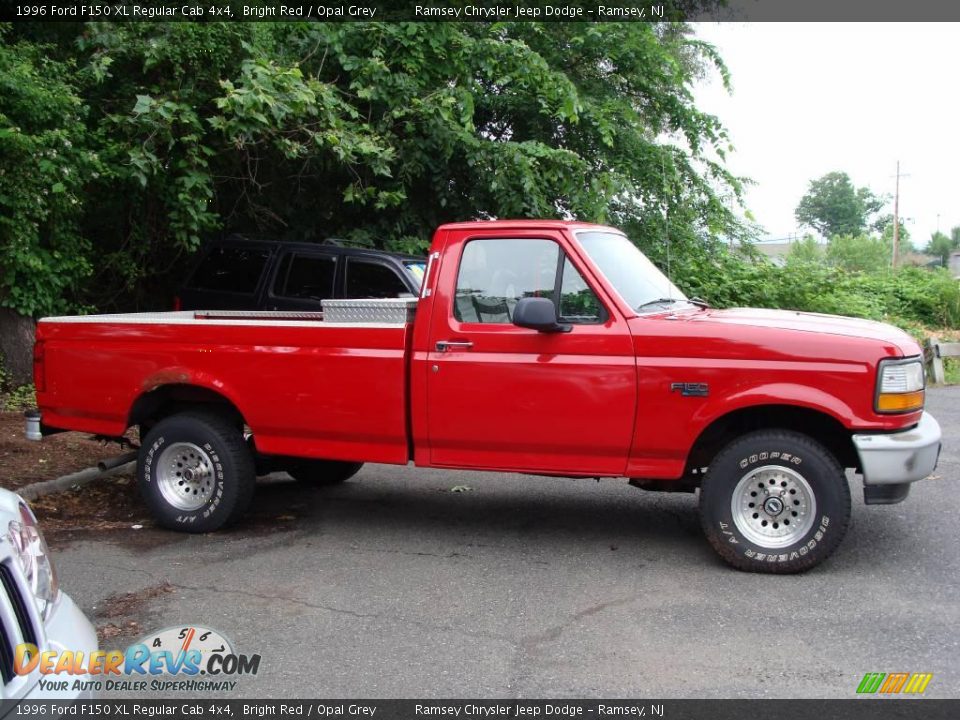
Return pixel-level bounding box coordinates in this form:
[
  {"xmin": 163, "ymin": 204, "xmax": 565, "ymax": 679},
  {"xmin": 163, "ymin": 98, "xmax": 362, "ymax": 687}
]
[{"xmin": 876, "ymin": 390, "xmax": 925, "ymax": 413}]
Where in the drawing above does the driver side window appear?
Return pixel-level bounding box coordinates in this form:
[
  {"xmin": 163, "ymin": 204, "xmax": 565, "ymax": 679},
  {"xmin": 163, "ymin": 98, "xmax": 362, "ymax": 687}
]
[
  {"xmin": 559, "ymin": 256, "xmax": 604, "ymax": 323},
  {"xmin": 454, "ymin": 239, "xmax": 604, "ymax": 324}
]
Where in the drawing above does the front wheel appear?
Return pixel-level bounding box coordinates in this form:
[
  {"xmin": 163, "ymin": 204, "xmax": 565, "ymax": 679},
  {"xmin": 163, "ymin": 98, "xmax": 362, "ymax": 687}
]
[
  {"xmin": 699, "ymin": 430, "xmax": 851, "ymax": 574},
  {"xmin": 138, "ymin": 411, "xmax": 255, "ymax": 533}
]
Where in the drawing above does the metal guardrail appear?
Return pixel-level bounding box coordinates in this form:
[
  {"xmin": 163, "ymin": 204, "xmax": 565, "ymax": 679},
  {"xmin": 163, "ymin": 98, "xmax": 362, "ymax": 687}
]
[{"xmin": 924, "ymin": 337, "xmax": 960, "ymax": 384}]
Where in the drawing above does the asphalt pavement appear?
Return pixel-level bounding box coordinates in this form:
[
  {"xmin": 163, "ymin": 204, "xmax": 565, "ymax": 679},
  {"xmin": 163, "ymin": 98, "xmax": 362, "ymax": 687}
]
[{"xmin": 54, "ymin": 386, "xmax": 960, "ymax": 699}]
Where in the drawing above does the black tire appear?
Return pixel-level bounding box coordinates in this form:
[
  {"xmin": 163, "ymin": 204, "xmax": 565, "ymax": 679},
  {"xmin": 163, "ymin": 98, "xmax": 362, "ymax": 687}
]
[
  {"xmin": 288, "ymin": 460, "xmax": 363, "ymax": 486},
  {"xmin": 699, "ymin": 430, "xmax": 851, "ymax": 574},
  {"xmin": 137, "ymin": 411, "xmax": 255, "ymax": 533}
]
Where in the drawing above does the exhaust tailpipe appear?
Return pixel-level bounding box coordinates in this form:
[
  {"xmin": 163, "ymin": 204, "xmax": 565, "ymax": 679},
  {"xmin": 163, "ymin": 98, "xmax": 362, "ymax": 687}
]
[{"xmin": 98, "ymin": 451, "xmax": 138, "ymax": 473}]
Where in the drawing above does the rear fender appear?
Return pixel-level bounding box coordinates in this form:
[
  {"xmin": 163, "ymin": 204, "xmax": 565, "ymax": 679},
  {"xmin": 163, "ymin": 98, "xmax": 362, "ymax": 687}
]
[{"xmin": 129, "ymin": 370, "xmax": 249, "ymax": 429}]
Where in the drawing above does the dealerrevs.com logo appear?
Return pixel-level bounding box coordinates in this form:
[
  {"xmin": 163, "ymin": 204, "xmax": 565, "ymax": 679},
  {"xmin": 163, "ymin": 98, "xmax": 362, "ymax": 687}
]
[
  {"xmin": 16, "ymin": 625, "xmax": 261, "ymax": 694},
  {"xmin": 856, "ymin": 672, "xmax": 933, "ymax": 695}
]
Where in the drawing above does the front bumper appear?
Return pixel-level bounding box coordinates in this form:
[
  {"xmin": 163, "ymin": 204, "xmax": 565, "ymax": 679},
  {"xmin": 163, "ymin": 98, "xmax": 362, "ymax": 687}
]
[
  {"xmin": 853, "ymin": 411, "xmax": 942, "ymax": 503},
  {"xmin": 29, "ymin": 592, "xmax": 99, "ymax": 700}
]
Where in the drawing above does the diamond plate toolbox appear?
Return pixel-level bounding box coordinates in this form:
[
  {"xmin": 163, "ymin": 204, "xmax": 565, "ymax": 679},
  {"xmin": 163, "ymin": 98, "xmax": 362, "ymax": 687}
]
[{"xmin": 321, "ymin": 298, "xmax": 419, "ymax": 324}]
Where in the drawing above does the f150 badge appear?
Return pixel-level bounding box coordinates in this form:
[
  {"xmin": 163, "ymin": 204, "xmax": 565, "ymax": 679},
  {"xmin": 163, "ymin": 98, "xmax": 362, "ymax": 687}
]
[{"xmin": 670, "ymin": 382, "xmax": 709, "ymax": 397}]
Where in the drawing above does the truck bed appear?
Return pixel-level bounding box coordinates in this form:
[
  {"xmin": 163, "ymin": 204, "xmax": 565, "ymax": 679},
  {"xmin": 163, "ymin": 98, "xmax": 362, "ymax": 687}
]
[{"xmin": 35, "ymin": 310, "xmax": 413, "ymax": 465}]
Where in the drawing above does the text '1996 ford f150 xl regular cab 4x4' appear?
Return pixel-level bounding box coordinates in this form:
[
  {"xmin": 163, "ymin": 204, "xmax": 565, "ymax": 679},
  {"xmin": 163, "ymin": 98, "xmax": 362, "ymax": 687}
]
[{"xmin": 26, "ymin": 221, "xmax": 942, "ymax": 573}]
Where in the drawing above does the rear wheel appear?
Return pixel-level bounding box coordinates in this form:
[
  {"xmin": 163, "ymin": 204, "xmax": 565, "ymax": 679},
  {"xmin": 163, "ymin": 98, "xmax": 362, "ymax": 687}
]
[
  {"xmin": 699, "ymin": 430, "xmax": 851, "ymax": 573},
  {"xmin": 138, "ymin": 411, "xmax": 255, "ymax": 532},
  {"xmin": 288, "ymin": 459, "xmax": 363, "ymax": 486}
]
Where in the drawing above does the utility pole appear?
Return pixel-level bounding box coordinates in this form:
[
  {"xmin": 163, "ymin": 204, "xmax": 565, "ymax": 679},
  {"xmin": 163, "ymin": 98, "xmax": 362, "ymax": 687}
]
[
  {"xmin": 892, "ymin": 161, "xmax": 901, "ymax": 268},
  {"xmin": 890, "ymin": 161, "xmax": 911, "ymax": 268}
]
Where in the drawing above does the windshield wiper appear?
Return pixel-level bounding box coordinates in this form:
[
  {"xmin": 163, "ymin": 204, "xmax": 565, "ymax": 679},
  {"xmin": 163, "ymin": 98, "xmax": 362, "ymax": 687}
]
[
  {"xmin": 636, "ymin": 297, "xmax": 683, "ymax": 311},
  {"xmin": 636, "ymin": 296, "xmax": 710, "ymax": 311}
]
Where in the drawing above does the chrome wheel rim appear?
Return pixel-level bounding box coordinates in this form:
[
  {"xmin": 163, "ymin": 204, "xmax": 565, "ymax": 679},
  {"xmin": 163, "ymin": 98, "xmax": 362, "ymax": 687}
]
[
  {"xmin": 731, "ymin": 465, "xmax": 816, "ymax": 549},
  {"xmin": 156, "ymin": 442, "xmax": 215, "ymax": 512}
]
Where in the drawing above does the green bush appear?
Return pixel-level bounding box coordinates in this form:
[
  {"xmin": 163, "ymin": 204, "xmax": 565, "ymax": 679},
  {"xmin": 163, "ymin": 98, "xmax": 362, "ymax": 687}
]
[
  {"xmin": 671, "ymin": 247, "xmax": 960, "ymax": 330},
  {"xmin": 2, "ymin": 383, "xmax": 35, "ymax": 411},
  {"xmin": 825, "ymin": 233, "xmax": 889, "ymax": 273}
]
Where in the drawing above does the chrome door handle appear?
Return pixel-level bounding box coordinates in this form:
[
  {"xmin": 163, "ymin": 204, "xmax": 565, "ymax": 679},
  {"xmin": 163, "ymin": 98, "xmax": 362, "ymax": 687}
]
[{"xmin": 436, "ymin": 340, "xmax": 473, "ymax": 352}]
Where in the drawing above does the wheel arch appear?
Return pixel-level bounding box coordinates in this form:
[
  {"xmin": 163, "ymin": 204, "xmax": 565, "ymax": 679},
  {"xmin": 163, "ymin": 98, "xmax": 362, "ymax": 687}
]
[
  {"xmin": 128, "ymin": 383, "xmax": 248, "ymax": 431},
  {"xmin": 685, "ymin": 404, "xmax": 858, "ymax": 481}
]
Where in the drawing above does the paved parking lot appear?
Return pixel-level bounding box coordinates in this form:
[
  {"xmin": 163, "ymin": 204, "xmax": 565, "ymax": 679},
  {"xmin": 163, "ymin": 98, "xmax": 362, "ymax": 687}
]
[{"xmin": 55, "ymin": 387, "xmax": 959, "ymax": 698}]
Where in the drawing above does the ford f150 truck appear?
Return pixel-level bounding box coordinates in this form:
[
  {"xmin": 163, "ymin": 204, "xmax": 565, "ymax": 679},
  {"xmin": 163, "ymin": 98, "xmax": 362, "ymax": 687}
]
[{"xmin": 26, "ymin": 221, "xmax": 942, "ymax": 573}]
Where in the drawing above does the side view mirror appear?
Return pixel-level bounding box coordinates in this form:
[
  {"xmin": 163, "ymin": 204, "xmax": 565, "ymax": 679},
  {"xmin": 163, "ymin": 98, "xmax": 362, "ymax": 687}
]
[{"xmin": 512, "ymin": 297, "xmax": 572, "ymax": 333}]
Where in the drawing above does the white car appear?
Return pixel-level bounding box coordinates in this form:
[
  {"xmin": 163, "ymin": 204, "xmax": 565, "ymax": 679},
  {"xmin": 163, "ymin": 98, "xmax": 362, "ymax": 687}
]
[{"xmin": 0, "ymin": 487, "xmax": 97, "ymax": 701}]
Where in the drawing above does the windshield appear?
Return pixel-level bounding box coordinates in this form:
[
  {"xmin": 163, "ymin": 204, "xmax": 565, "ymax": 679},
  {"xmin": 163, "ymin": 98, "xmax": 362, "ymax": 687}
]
[{"xmin": 576, "ymin": 231, "xmax": 687, "ymax": 312}]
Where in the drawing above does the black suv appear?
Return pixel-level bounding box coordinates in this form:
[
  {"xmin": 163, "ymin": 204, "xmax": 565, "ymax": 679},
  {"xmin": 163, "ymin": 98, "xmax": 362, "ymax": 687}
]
[{"xmin": 176, "ymin": 236, "xmax": 426, "ymax": 311}]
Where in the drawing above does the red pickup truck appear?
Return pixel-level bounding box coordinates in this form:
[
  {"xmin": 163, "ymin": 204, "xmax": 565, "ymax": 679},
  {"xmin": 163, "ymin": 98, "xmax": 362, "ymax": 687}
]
[{"xmin": 27, "ymin": 220, "xmax": 941, "ymax": 573}]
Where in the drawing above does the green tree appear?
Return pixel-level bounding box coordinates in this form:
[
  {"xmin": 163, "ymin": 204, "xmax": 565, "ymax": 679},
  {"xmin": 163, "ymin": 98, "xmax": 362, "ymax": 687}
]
[
  {"xmin": 0, "ymin": 34, "xmax": 98, "ymax": 316},
  {"xmin": 1, "ymin": 21, "xmax": 747, "ymax": 314},
  {"xmin": 926, "ymin": 231, "xmax": 957, "ymax": 266},
  {"xmin": 825, "ymin": 233, "xmax": 890, "ymax": 273},
  {"xmin": 795, "ymin": 171, "xmax": 884, "ymax": 239},
  {"xmin": 879, "ymin": 216, "xmax": 917, "ymax": 259},
  {"xmin": 786, "ymin": 234, "xmax": 822, "ymax": 263}
]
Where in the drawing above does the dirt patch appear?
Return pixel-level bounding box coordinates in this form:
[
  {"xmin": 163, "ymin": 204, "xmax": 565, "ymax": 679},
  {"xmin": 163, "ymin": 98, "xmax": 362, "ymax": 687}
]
[
  {"xmin": 0, "ymin": 405, "xmax": 153, "ymax": 541},
  {"xmin": 31, "ymin": 471, "xmax": 308, "ymax": 550},
  {"xmin": 96, "ymin": 582, "xmax": 177, "ymax": 620},
  {"xmin": 29, "ymin": 473, "xmax": 151, "ymax": 537},
  {"xmin": 1, "ymin": 408, "xmax": 322, "ymax": 539},
  {"xmin": 98, "ymin": 620, "xmax": 146, "ymax": 647},
  {"xmin": 94, "ymin": 582, "xmax": 176, "ymax": 648},
  {"xmin": 0, "ymin": 411, "xmax": 131, "ymax": 491}
]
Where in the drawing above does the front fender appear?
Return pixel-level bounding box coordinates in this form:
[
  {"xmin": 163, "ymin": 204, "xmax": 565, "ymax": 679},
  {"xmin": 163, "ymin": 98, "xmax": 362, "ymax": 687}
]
[{"xmin": 691, "ymin": 383, "xmax": 857, "ymax": 431}]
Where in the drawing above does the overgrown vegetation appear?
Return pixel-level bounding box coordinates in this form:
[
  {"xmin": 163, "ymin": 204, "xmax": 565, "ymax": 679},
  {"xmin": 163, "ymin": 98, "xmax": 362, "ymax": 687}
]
[
  {"xmin": 669, "ymin": 239, "xmax": 959, "ymax": 327},
  {"xmin": 1, "ymin": 21, "xmax": 748, "ymax": 315},
  {"xmin": 946, "ymin": 358, "xmax": 960, "ymax": 385},
  {"xmin": 0, "ymin": 354, "xmax": 34, "ymax": 411},
  {"xmin": 3, "ymin": 384, "xmax": 35, "ymax": 412},
  {"xmin": 664, "ymin": 170, "xmax": 960, "ymax": 351}
]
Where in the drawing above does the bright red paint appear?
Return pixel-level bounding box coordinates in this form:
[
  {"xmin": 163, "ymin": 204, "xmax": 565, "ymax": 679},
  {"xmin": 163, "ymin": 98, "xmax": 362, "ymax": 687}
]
[{"xmin": 34, "ymin": 220, "xmax": 924, "ymax": 480}]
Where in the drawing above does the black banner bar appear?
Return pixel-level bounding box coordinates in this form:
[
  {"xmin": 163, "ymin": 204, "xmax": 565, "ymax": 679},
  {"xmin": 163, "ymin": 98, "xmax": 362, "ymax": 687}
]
[{"xmin": 3, "ymin": 0, "xmax": 960, "ymax": 23}]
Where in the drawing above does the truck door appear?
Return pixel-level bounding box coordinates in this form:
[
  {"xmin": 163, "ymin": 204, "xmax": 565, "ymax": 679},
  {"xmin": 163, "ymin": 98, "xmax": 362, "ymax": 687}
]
[{"xmin": 425, "ymin": 232, "xmax": 637, "ymax": 475}]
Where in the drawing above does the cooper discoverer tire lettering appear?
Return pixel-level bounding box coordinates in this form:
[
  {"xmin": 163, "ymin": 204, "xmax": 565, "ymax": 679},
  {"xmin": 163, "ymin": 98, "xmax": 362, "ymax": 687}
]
[
  {"xmin": 137, "ymin": 411, "xmax": 255, "ymax": 532},
  {"xmin": 698, "ymin": 430, "xmax": 851, "ymax": 573}
]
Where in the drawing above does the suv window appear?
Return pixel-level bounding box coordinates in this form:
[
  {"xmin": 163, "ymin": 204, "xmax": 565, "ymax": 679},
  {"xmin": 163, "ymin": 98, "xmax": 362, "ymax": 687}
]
[
  {"xmin": 454, "ymin": 238, "xmax": 604, "ymax": 324},
  {"xmin": 187, "ymin": 246, "xmax": 270, "ymax": 294},
  {"xmin": 274, "ymin": 253, "xmax": 336, "ymax": 301},
  {"xmin": 404, "ymin": 261, "xmax": 427, "ymax": 289},
  {"xmin": 345, "ymin": 258, "xmax": 411, "ymax": 298}
]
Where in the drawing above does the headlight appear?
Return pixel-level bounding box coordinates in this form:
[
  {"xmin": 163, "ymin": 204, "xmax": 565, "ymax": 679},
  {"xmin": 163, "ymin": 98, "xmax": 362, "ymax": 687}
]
[
  {"xmin": 875, "ymin": 358, "xmax": 925, "ymax": 413},
  {"xmin": 7, "ymin": 502, "xmax": 59, "ymax": 621}
]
